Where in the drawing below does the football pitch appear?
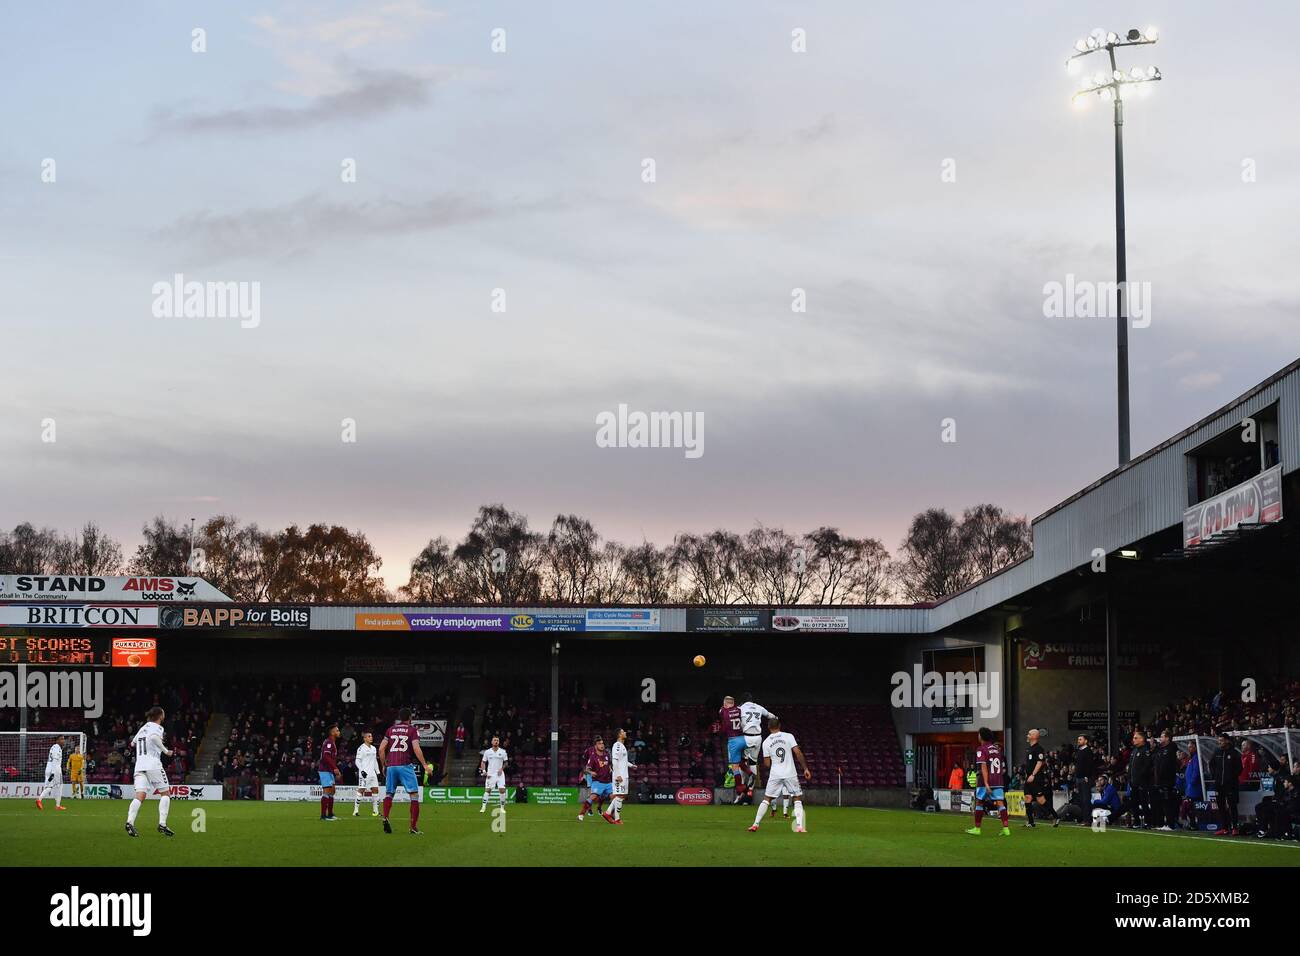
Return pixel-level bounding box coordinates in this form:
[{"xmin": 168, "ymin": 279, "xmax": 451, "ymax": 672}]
[{"xmin": 3, "ymin": 801, "xmax": 1299, "ymax": 867}]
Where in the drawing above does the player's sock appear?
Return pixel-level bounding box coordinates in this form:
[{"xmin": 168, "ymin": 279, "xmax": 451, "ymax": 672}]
[
  {"xmin": 753, "ymin": 799, "xmax": 770, "ymax": 827},
  {"xmin": 354, "ymin": 794, "xmax": 360, "ymax": 812},
  {"xmin": 482, "ymin": 790, "xmax": 490, "ymax": 807},
  {"xmin": 973, "ymin": 809, "xmax": 984, "ymax": 827},
  {"xmin": 580, "ymin": 800, "xmax": 591, "ymax": 816},
  {"xmin": 158, "ymin": 795, "xmax": 171, "ymax": 827},
  {"xmin": 794, "ymin": 800, "xmax": 805, "ymax": 829},
  {"xmin": 127, "ymin": 798, "xmax": 141, "ymax": 825},
  {"xmin": 382, "ymin": 796, "xmax": 393, "ymax": 819},
  {"xmin": 499, "ymin": 789, "xmax": 506, "ymax": 808},
  {"xmin": 410, "ymin": 799, "xmax": 420, "ymax": 829},
  {"xmin": 373, "ymin": 793, "xmax": 380, "ymax": 812},
  {"xmin": 320, "ymin": 795, "xmax": 328, "ymax": 818},
  {"xmin": 612, "ymin": 797, "xmax": 621, "ymax": 821},
  {"xmin": 999, "ymin": 808, "xmax": 1009, "ymax": 827}
]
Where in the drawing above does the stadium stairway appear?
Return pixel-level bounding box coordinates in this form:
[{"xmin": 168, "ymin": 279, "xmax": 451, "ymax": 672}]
[{"xmin": 189, "ymin": 712, "xmax": 231, "ymax": 783}]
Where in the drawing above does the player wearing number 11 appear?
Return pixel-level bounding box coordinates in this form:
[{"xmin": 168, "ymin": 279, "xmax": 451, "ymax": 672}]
[{"xmin": 966, "ymin": 727, "xmax": 1010, "ymax": 837}]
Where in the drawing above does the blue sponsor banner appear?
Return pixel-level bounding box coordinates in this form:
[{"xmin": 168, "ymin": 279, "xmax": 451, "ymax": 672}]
[{"xmin": 584, "ymin": 609, "xmax": 660, "ymax": 632}]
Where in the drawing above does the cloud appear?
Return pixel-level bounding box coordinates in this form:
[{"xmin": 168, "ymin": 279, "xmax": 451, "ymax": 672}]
[
  {"xmin": 153, "ymin": 65, "xmax": 441, "ymax": 134},
  {"xmin": 1179, "ymin": 371, "xmax": 1223, "ymax": 390},
  {"xmin": 155, "ymin": 191, "xmax": 510, "ymax": 263}
]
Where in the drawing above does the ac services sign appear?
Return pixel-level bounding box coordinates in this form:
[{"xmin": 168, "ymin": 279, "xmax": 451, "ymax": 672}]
[{"xmin": 0, "ymin": 575, "xmax": 232, "ymax": 603}]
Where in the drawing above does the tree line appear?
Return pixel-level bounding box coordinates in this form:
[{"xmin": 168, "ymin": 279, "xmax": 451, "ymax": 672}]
[{"xmin": 0, "ymin": 503, "xmax": 1030, "ymax": 605}]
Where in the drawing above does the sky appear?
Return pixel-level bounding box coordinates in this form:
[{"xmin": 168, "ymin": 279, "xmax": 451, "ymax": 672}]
[{"xmin": 2, "ymin": 1, "xmax": 1298, "ymax": 589}]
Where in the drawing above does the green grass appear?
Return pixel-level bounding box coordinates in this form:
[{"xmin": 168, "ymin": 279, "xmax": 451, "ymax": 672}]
[{"xmin": 3, "ymin": 800, "xmax": 1298, "ymax": 866}]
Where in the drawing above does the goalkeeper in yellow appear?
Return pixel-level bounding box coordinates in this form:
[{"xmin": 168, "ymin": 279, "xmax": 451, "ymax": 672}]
[{"xmin": 67, "ymin": 744, "xmax": 86, "ymax": 799}]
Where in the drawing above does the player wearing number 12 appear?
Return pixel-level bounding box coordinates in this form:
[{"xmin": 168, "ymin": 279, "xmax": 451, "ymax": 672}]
[
  {"xmin": 967, "ymin": 727, "xmax": 1010, "ymax": 837},
  {"xmin": 378, "ymin": 709, "xmax": 433, "ymax": 835}
]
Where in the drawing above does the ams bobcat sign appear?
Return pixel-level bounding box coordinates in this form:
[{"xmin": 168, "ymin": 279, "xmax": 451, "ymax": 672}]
[{"xmin": 0, "ymin": 576, "xmax": 232, "ymax": 603}]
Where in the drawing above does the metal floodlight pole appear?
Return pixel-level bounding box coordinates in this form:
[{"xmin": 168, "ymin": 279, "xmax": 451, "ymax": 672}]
[{"xmin": 1068, "ymin": 28, "xmax": 1162, "ymax": 467}]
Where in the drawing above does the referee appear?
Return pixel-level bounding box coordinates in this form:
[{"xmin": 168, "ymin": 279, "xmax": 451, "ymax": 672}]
[{"xmin": 1022, "ymin": 729, "xmax": 1059, "ymax": 828}]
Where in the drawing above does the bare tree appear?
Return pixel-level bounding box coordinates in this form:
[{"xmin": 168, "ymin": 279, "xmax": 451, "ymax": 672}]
[
  {"xmin": 0, "ymin": 523, "xmax": 61, "ymax": 574},
  {"xmin": 739, "ymin": 526, "xmax": 811, "ymax": 604},
  {"xmin": 58, "ymin": 522, "xmax": 123, "ymax": 575},
  {"xmin": 620, "ymin": 541, "xmax": 674, "ymax": 604},
  {"xmin": 127, "ymin": 517, "xmax": 192, "ymax": 576},
  {"xmin": 398, "ymin": 536, "xmax": 461, "ymax": 603},
  {"xmin": 453, "ymin": 505, "xmax": 543, "ymax": 604},
  {"xmin": 542, "ymin": 514, "xmax": 600, "ymax": 603},
  {"xmin": 589, "ymin": 540, "xmax": 631, "ymax": 603},
  {"xmin": 960, "ymin": 504, "xmax": 1031, "ymax": 580},
  {"xmin": 669, "ymin": 530, "xmax": 745, "ymax": 604},
  {"xmin": 805, "ymin": 527, "xmax": 892, "ymax": 604},
  {"xmin": 893, "ymin": 509, "xmax": 974, "ymax": 602},
  {"xmin": 200, "ymin": 515, "xmax": 270, "ymax": 600}
]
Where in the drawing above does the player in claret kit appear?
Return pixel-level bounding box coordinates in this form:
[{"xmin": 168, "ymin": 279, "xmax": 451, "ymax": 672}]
[
  {"xmin": 318, "ymin": 723, "xmax": 341, "ymax": 821},
  {"xmin": 578, "ymin": 738, "xmax": 614, "ymax": 823},
  {"xmin": 718, "ymin": 695, "xmax": 745, "ymax": 803},
  {"xmin": 378, "ymin": 709, "xmax": 433, "ymax": 835},
  {"xmin": 966, "ymin": 727, "xmax": 1011, "ymax": 837},
  {"xmin": 577, "ymin": 738, "xmax": 600, "ymax": 816}
]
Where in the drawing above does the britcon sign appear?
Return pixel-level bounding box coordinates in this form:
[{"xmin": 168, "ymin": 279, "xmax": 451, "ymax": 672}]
[{"xmin": 0, "ymin": 575, "xmax": 232, "ymax": 603}]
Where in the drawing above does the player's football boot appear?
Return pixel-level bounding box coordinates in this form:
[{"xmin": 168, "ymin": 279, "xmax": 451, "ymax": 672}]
[
  {"xmin": 382, "ymin": 817, "xmax": 393, "ymax": 833},
  {"xmin": 353, "ymin": 808, "xmax": 360, "ymax": 816},
  {"xmin": 1000, "ymin": 827, "xmax": 1010, "ymax": 836},
  {"xmin": 747, "ymin": 824, "xmax": 759, "ymax": 832},
  {"xmin": 158, "ymin": 824, "xmax": 175, "ymax": 837},
  {"xmin": 613, "ymin": 819, "xmax": 624, "ymax": 825},
  {"xmin": 35, "ymin": 799, "xmax": 43, "ymax": 810},
  {"xmin": 965, "ymin": 826, "xmax": 982, "ymax": 835},
  {"xmin": 601, "ymin": 811, "xmax": 615, "ymax": 823},
  {"xmin": 125, "ymin": 822, "xmax": 138, "ymax": 837},
  {"xmin": 795, "ymin": 826, "xmax": 806, "ymax": 833},
  {"xmin": 56, "ymin": 805, "xmax": 67, "ymax": 811},
  {"xmin": 479, "ymin": 804, "xmax": 486, "ymax": 813},
  {"xmin": 409, "ymin": 828, "xmax": 422, "ymax": 835},
  {"xmin": 576, "ymin": 813, "xmax": 584, "ymax": 821}
]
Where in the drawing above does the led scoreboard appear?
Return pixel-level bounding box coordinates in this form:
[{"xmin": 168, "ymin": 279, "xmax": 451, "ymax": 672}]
[{"xmin": 1, "ymin": 635, "xmax": 113, "ymax": 666}]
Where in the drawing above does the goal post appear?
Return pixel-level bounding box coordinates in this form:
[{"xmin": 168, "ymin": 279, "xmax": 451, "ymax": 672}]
[{"xmin": 0, "ymin": 731, "xmax": 88, "ymax": 795}]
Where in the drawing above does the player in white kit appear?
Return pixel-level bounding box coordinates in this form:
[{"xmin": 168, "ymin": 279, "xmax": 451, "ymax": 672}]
[
  {"xmin": 609, "ymin": 728, "xmax": 633, "ymax": 824},
  {"xmin": 479, "ymin": 735, "xmax": 508, "ymax": 813},
  {"xmin": 749, "ymin": 717, "xmax": 811, "ymax": 833},
  {"xmin": 737, "ymin": 693, "xmax": 777, "ymax": 802},
  {"xmin": 125, "ymin": 706, "xmax": 175, "ymax": 837},
  {"xmin": 36, "ymin": 734, "xmax": 67, "ymax": 810},
  {"xmin": 354, "ymin": 731, "xmax": 381, "ymax": 816}
]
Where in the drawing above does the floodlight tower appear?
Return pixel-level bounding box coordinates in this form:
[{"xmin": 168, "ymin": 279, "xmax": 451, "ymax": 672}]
[{"xmin": 1068, "ymin": 27, "xmax": 1162, "ymax": 467}]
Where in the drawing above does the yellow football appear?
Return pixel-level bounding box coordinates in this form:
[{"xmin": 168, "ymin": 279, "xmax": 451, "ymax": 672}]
[{"xmin": 692, "ymin": 654, "xmax": 706, "ymax": 668}]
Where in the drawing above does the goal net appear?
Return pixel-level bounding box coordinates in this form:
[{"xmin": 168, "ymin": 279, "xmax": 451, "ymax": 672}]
[{"xmin": 0, "ymin": 731, "xmax": 88, "ymax": 796}]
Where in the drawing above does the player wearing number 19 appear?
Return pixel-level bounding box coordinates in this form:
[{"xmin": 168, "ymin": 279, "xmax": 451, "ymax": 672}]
[
  {"xmin": 378, "ymin": 709, "xmax": 432, "ymax": 835},
  {"xmin": 966, "ymin": 727, "xmax": 1010, "ymax": 837}
]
